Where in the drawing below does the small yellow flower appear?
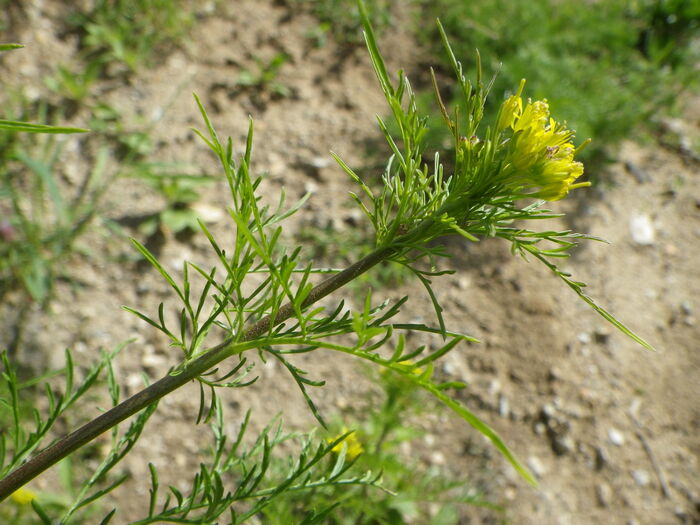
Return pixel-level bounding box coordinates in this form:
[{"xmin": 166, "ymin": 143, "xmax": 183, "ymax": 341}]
[
  {"xmin": 328, "ymin": 428, "xmax": 364, "ymax": 461},
  {"xmin": 11, "ymin": 487, "xmax": 36, "ymax": 505},
  {"xmin": 498, "ymin": 82, "xmax": 590, "ymax": 201},
  {"xmin": 496, "ymin": 79, "xmax": 525, "ymax": 132}
]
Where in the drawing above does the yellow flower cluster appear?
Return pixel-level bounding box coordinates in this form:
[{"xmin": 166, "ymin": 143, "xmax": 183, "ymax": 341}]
[
  {"xmin": 328, "ymin": 429, "xmax": 364, "ymax": 461},
  {"xmin": 497, "ymin": 80, "xmax": 590, "ymax": 201}
]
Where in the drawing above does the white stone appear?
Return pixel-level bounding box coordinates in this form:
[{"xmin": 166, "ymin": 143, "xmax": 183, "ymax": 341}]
[
  {"xmin": 608, "ymin": 428, "xmax": 625, "ymax": 446},
  {"xmin": 629, "ymin": 214, "xmax": 655, "ymax": 245},
  {"xmin": 632, "ymin": 469, "xmax": 650, "ymax": 486},
  {"xmin": 527, "ymin": 456, "xmax": 547, "ymax": 478},
  {"xmin": 192, "ymin": 203, "xmax": 225, "ymax": 223}
]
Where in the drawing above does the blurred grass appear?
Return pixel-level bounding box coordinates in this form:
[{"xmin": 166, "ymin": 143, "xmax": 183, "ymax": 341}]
[
  {"xmin": 291, "ymin": 0, "xmax": 394, "ymax": 45},
  {"xmin": 66, "ymin": 0, "xmax": 198, "ymax": 73},
  {"xmin": 260, "ymin": 364, "xmax": 499, "ymax": 524},
  {"xmin": 418, "ymin": 0, "xmax": 700, "ymax": 167}
]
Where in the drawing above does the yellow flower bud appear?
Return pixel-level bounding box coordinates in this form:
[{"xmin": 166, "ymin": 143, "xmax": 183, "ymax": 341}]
[
  {"xmin": 496, "ymin": 79, "xmax": 526, "ymax": 132},
  {"xmin": 11, "ymin": 487, "xmax": 36, "ymax": 505}
]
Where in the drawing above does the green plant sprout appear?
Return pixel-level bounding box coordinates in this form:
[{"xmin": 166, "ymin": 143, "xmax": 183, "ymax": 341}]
[
  {"xmin": 87, "ymin": 103, "xmax": 154, "ymax": 160},
  {"xmin": 44, "ymin": 62, "xmax": 102, "ymax": 104},
  {"xmin": 123, "ymin": 164, "xmax": 218, "ymax": 236},
  {"xmin": 0, "ymin": 5, "xmax": 652, "ymax": 521},
  {"xmin": 236, "ymin": 53, "xmax": 292, "ymax": 98}
]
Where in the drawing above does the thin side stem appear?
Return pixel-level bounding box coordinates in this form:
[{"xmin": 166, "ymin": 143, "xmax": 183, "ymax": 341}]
[{"xmin": 0, "ymin": 243, "xmax": 397, "ymax": 501}]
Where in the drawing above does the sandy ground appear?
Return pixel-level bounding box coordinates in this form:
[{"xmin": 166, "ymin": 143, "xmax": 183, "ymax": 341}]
[{"xmin": 1, "ymin": 1, "xmax": 699, "ymax": 523}]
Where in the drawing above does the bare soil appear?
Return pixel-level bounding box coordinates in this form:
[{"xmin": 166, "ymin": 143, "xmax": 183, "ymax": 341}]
[{"xmin": 2, "ymin": 1, "xmax": 699, "ymax": 523}]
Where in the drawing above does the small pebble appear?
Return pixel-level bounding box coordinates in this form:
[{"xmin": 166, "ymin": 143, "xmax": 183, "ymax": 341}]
[
  {"xmin": 527, "ymin": 456, "xmax": 546, "ymax": 478},
  {"xmin": 457, "ymin": 276, "xmax": 471, "ymax": 289},
  {"xmin": 541, "ymin": 403, "xmax": 556, "ymax": 420},
  {"xmin": 624, "ymin": 161, "xmax": 651, "ymax": 183},
  {"xmin": 632, "ymin": 469, "xmax": 650, "ymax": 487},
  {"xmin": 431, "ymin": 451, "xmax": 445, "ymax": 465},
  {"xmin": 309, "ymin": 156, "xmax": 331, "ymax": 169},
  {"xmin": 628, "ymin": 398, "xmax": 641, "ymax": 418},
  {"xmin": 441, "ymin": 361, "xmax": 455, "ymax": 376},
  {"xmin": 674, "ymin": 507, "xmax": 689, "ymax": 521},
  {"xmin": 343, "ymin": 209, "xmax": 363, "ymax": 227},
  {"xmin": 664, "ymin": 243, "xmax": 679, "ymax": 256},
  {"xmin": 596, "ymin": 483, "xmax": 612, "ymax": 507},
  {"xmin": 141, "ymin": 352, "xmax": 166, "ymax": 369},
  {"xmin": 553, "ymin": 435, "xmax": 575, "ymax": 456},
  {"xmin": 127, "ymin": 372, "xmax": 145, "ymax": 390},
  {"xmin": 608, "ymin": 428, "xmax": 625, "ymax": 446},
  {"xmin": 629, "ymin": 214, "xmax": 655, "ymax": 245},
  {"xmin": 175, "ymin": 452, "xmax": 187, "ymax": 467},
  {"xmin": 191, "ymin": 203, "xmax": 224, "ymax": 223},
  {"xmin": 498, "ymin": 395, "xmax": 510, "ymax": 417},
  {"xmin": 593, "ymin": 326, "xmax": 611, "ymax": 344},
  {"xmin": 577, "ymin": 332, "xmax": 592, "ymax": 344},
  {"xmin": 594, "ymin": 446, "xmax": 609, "ymax": 470}
]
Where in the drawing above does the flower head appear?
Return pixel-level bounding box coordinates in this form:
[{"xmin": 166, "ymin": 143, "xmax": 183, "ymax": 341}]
[
  {"xmin": 498, "ymin": 81, "xmax": 590, "ymax": 201},
  {"xmin": 327, "ymin": 428, "xmax": 364, "ymax": 461}
]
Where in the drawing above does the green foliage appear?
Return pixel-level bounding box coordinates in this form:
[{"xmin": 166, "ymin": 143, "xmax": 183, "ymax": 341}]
[
  {"xmin": 236, "ymin": 53, "xmax": 292, "ymax": 98},
  {"xmin": 127, "ymin": 402, "xmax": 384, "ymax": 524},
  {"xmin": 297, "ymin": 223, "xmax": 411, "ymax": 290},
  {"xmin": 0, "ymin": 123, "xmax": 103, "ymax": 304},
  {"xmin": 0, "ymin": 44, "xmax": 87, "ymax": 135},
  {"xmin": 0, "ymin": 119, "xmax": 87, "ymax": 135},
  {"xmin": 0, "ymin": 43, "xmax": 23, "ymax": 52},
  {"xmin": 67, "ymin": 0, "xmax": 197, "ymax": 73},
  {"xmin": 262, "ymin": 368, "xmax": 500, "ymax": 524},
  {"xmin": 292, "ymin": 0, "xmax": 394, "ymax": 45},
  {"xmin": 418, "ymin": 0, "xmax": 699, "ymax": 164},
  {"xmin": 0, "ymin": 344, "xmax": 128, "ymax": 523},
  {"xmin": 43, "ymin": 1, "xmax": 199, "ymax": 104},
  {"xmin": 123, "ymin": 164, "xmax": 217, "ymax": 236},
  {"xmin": 637, "ymin": 0, "xmax": 700, "ymax": 67},
  {"xmin": 87, "ymin": 103, "xmax": 153, "ymax": 160},
  {"xmin": 44, "ymin": 62, "xmax": 102, "ymax": 104},
  {"xmin": 0, "ymin": 47, "xmax": 95, "ymax": 304}
]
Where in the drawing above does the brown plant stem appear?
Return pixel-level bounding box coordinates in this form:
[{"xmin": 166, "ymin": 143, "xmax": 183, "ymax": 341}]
[{"xmin": 0, "ymin": 242, "xmax": 399, "ymax": 501}]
